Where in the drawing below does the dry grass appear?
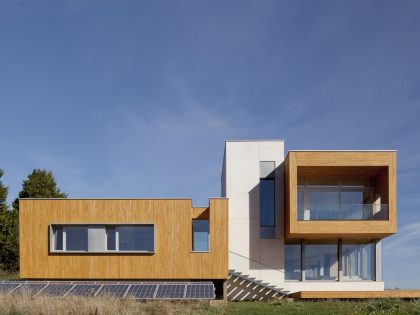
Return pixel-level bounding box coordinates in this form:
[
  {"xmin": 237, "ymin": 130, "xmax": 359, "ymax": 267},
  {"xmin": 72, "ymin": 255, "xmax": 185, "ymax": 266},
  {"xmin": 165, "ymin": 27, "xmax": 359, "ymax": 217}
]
[
  {"xmin": 0, "ymin": 270, "xmax": 19, "ymax": 281},
  {"xmin": 0, "ymin": 292, "xmax": 223, "ymax": 315}
]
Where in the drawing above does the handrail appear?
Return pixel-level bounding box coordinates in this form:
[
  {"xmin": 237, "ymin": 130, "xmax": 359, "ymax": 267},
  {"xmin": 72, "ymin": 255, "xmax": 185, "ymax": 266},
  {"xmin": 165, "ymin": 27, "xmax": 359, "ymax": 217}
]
[{"xmin": 228, "ymin": 250, "xmax": 284, "ymax": 273}]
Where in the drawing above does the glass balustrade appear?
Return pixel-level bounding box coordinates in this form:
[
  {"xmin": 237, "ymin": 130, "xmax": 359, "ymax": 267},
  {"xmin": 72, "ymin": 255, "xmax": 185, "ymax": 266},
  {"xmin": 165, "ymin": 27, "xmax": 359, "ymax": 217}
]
[{"xmin": 297, "ymin": 203, "xmax": 389, "ymax": 221}]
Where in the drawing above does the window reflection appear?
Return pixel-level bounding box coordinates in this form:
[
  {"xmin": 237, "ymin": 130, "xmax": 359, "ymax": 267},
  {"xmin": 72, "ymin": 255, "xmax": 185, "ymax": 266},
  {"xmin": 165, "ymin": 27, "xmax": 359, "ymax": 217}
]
[{"xmin": 304, "ymin": 244, "xmax": 338, "ymax": 281}]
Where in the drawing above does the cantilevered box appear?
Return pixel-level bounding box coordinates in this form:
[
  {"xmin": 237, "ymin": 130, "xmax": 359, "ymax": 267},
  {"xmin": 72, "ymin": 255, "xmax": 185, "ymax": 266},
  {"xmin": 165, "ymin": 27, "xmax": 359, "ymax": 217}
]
[{"xmin": 285, "ymin": 151, "xmax": 396, "ymax": 240}]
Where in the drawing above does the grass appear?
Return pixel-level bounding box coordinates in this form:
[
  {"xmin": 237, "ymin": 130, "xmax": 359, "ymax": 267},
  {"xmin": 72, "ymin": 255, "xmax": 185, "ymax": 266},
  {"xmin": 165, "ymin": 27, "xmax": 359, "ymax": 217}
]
[
  {"xmin": 0, "ymin": 294, "xmax": 419, "ymax": 315},
  {"xmin": 0, "ymin": 270, "xmax": 19, "ymax": 281},
  {"xmin": 227, "ymin": 299, "xmax": 420, "ymax": 314}
]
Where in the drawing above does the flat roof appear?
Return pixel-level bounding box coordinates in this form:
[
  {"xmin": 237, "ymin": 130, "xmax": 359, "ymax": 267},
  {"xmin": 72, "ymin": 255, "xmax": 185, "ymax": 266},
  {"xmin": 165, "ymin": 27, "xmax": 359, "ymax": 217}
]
[
  {"xmin": 225, "ymin": 139, "xmax": 284, "ymax": 143},
  {"xmin": 19, "ymin": 197, "xmax": 228, "ymax": 200}
]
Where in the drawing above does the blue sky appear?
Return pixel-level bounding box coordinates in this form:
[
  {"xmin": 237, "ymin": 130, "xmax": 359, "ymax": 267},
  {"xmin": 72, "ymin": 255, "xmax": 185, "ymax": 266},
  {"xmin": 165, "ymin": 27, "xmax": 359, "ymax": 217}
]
[{"xmin": 0, "ymin": 0, "xmax": 419, "ymax": 288}]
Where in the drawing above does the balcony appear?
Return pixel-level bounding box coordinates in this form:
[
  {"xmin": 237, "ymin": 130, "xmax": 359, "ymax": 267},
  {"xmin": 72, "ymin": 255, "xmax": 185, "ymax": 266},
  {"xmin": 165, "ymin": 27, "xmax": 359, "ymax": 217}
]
[
  {"xmin": 285, "ymin": 151, "xmax": 397, "ymax": 240},
  {"xmin": 298, "ymin": 204, "xmax": 389, "ymax": 221}
]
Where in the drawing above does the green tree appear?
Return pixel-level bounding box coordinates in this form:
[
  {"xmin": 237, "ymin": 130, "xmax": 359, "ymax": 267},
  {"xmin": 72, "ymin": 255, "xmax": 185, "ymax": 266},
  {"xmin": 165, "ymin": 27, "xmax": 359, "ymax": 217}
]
[
  {"xmin": 13, "ymin": 169, "xmax": 68, "ymax": 211},
  {"xmin": 0, "ymin": 169, "xmax": 19, "ymax": 272}
]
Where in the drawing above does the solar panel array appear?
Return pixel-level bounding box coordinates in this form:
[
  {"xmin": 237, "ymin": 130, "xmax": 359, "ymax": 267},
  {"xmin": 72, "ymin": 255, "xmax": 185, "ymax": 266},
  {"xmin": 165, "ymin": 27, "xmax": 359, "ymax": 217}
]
[
  {"xmin": 126, "ymin": 284, "xmax": 156, "ymax": 299},
  {"xmin": 0, "ymin": 281, "xmax": 215, "ymax": 300}
]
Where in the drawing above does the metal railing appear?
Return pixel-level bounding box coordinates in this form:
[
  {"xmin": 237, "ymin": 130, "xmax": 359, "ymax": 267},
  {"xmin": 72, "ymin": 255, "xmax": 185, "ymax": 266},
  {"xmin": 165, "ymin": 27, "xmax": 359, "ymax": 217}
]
[{"xmin": 297, "ymin": 204, "xmax": 389, "ymax": 221}]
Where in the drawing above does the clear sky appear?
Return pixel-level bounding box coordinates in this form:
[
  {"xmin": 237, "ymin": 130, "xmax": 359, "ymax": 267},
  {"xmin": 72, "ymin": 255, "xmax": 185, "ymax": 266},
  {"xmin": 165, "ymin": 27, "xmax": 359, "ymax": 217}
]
[{"xmin": 0, "ymin": 0, "xmax": 419, "ymax": 288}]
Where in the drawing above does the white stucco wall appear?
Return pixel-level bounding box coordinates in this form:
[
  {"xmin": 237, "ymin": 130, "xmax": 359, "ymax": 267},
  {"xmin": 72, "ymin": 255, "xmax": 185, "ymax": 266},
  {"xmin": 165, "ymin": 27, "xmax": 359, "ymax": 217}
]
[
  {"xmin": 223, "ymin": 140, "xmax": 285, "ymax": 288},
  {"xmin": 284, "ymin": 281, "xmax": 385, "ymax": 293},
  {"xmin": 222, "ymin": 140, "xmax": 384, "ymax": 292}
]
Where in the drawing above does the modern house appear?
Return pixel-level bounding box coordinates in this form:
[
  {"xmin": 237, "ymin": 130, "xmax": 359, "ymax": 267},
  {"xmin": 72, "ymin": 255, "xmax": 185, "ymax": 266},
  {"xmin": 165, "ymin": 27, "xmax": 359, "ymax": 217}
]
[{"xmin": 19, "ymin": 140, "xmax": 397, "ymax": 300}]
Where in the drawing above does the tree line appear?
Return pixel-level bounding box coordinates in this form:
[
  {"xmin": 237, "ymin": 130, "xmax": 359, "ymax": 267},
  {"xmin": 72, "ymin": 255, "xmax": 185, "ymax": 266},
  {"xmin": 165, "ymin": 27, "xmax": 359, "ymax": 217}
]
[{"xmin": 0, "ymin": 169, "xmax": 67, "ymax": 273}]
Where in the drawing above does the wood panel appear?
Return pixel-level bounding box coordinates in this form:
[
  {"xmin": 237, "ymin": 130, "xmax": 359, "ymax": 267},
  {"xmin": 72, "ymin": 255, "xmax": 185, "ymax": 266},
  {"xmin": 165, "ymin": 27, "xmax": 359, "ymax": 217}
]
[
  {"xmin": 19, "ymin": 198, "xmax": 228, "ymax": 280},
  {"xmin": 290, "ymin": 290, "xmax": 420, "ymax": 299},
  {"xmin": 285, "ymin": 151, "xmax": 397, "ymax": 240}
]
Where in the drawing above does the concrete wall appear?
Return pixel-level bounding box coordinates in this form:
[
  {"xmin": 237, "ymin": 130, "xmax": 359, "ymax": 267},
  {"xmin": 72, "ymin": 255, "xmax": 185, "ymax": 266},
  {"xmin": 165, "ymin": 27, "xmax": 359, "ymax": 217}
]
[
  {"xmin": 285, "ymin": 281, "xmax": 385, "ymax": 293},
  {"xmin": 222, "ymin": 140, "xmax": 385, "ymax": 292},
  {"xmin": 223, "ymin": 140, "xmax": 285, "ymax": 288}
]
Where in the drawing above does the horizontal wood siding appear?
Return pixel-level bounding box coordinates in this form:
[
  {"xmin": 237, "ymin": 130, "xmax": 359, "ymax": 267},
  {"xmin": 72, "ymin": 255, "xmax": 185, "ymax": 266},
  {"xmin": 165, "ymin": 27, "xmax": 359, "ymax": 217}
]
[{"xmin": 19, "ymin": 198, "xmax": 228, "ymax": 280}]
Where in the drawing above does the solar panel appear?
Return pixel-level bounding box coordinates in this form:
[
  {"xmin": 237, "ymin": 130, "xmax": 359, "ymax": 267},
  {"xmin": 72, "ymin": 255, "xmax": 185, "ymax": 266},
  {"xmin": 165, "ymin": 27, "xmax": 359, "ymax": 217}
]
[
  {"xmin": 68, "ymin": 284, "xmax": 101, "ymax": 297},
  {"xmin": 0, "ymin": 281, "xmax": 216, "ymax": 300},
  {"xmin": 12, "ymin": 283, "xmax": 47, "ymax": 295},
  {"xmin": 155, "ymin": 284, "xmax": 185, "ymax": 299},
  {"xmin": 185, "ymin": 283, "xmax": 215, "ymax": 299},
  {"xmin": 40, "ymin": 284, "xmax": 74, "ymax": 297},
  {"xmin": 96, "ymin": 284, "xmax": 128, "ymax": 298},
  {"xmin": 126, "ymin": 284, "xmax": 157, "ymax": 299},
  {"xmin": 0, "ymin": 283, "xmax": 20, "ymax": 294}
]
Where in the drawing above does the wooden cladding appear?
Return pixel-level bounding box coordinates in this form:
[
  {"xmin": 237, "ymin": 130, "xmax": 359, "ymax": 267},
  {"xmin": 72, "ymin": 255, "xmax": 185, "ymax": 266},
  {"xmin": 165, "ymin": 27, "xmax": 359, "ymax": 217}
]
[
  {"xmin": 285, "ymin": 151, "xmax": 397, "ymax": 240},
  {"xmin": 19, "ymin": 198, "xmax": 228, "ymax": 280}
]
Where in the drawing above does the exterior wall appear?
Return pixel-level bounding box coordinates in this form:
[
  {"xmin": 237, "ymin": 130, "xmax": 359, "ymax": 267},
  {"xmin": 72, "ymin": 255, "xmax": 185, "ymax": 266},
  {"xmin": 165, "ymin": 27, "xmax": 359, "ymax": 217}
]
[
  {"xmin": 285, "ymin": 151, "xmax": 397, "ymax": 240},
  {"xmin": 19, "ymin": 198, "xmax": 228, "ymax": 280},
  {"xmin": 285, "ymin": 281, "xmax": 385, "ymax": 294},
  {"xmin": 223, "ymin": 140, "xmax": 285, "ymax": 288}
]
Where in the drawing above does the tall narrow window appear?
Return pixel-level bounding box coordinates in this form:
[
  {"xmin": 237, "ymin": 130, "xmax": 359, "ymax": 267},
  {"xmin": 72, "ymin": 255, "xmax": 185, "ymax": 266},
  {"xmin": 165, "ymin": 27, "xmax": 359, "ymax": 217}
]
[
  {"xmin": 285, "ymin": 243, "xmax": 301, "ymax": 280},
  {"xmin": 260, "ymin": 161, "xmax": 275, "ymax": 238},
  {"xmin": 106, "ymin": 226, "xmax": 116, "ymax": 251},
  {"xmin": 52, "ymin": 226, "xmax": 63, "ymax": 251},
  {"xmin": 192, "ymin": 220, "xmax": 209, "ymax": 252}
]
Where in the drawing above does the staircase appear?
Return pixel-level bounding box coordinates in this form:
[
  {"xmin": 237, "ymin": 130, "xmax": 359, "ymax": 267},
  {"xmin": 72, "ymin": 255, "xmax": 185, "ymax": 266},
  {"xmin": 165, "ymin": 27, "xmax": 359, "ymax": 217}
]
[{"xmin": 227, "ymin": 251, "xmax": 289, "ymax": 301}]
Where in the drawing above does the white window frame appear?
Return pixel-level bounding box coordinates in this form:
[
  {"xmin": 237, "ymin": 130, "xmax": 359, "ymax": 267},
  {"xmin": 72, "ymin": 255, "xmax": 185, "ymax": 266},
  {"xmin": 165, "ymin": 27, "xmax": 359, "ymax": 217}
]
[
  {"xmin": 191, "ymin": 219, "xmax": 210, "ymax": 253},
  {"xmin": 49, "ymin": 224, "xmax": 155, "ymax": 254}
]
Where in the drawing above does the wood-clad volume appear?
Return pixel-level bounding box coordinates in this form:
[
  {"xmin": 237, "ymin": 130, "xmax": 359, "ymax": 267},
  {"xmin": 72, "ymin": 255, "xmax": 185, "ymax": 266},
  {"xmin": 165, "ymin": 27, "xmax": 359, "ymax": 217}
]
[
  {"xmin": 285, "ymin": 151, "xmax": 397, "ymax": 240},
  {"xmin": 19, "ymin": 198, "xmax": 228, "ymax": 280}
]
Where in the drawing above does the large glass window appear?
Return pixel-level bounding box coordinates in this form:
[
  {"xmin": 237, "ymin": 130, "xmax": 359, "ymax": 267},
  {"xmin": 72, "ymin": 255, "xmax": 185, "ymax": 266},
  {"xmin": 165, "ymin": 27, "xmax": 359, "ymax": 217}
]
[
  {"xmin": 298, "ymin": 178, "xmax": 373, "ymax": 220},
  {"xmin": 285, "ymin": 241, "xmax": 376, "ymax": 282},
  {"xmin": 118, "ymin": 225, "xmax": 154, "ymax": 252},
  {"xmin": 342, "ymin": 242, "xmax": 375, "ymax": 280},
  {"xmin": 307, "ymin": 191, "xmax": 340, "ymax": 220},
  {"xmin": 260, "ymin": 179, "xmax": 275, "ymax": 226},
  {"xmin": 192, "ymin": 220, "xmax": 209, "ymax": 252},
  {"xmin": 285, "ymin": 244, "xmax": 301, "ymax": 280},
  {"xmin": 304, "ymin": 244, "xmax": 338, "ymax": 281},
  {"xmin": 65, "ymin": 226, "xmax": 88, "ymax": 251},
  {"xmin": 50, "ymin": 224, "xmax": 154, "ymax": 253},
  {"xmin": 260, "ymin": 161, "xmax": 275, "ymax": 239}
]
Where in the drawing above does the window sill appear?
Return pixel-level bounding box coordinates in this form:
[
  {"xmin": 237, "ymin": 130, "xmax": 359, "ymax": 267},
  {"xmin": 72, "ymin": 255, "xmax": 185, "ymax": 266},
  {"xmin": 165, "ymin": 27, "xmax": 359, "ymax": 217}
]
[{"xmin": 191, "ymin": 251, "xmax": 210, "ymax": 253}]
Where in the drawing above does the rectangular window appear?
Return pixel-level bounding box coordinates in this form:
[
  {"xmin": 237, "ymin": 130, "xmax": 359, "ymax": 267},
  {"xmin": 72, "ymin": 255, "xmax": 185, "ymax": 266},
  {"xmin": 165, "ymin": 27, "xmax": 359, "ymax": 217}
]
[
  {"xmin": 66, "ymin": 226, "xmax": 88, "ymax": 251},
  {"xmin": 50, "ymin": 224, "xmax": 154, "ymax": 253},
  {"xmin": 118, "ymin": 225, "xmax": 154, "ymax": 252},
  {"xmin": 88, "ymin": 226, "xmax": 107, "ymax": 252},
  {"xmin": 285, "ymin": 243, "xmax": 301, "ymax": 280},
  {"xmin": 304, "ymin": 243, "xmax": 338, "ymax": 281},
  {"xmin": 342, "ymin": 242, "xmax": 375, "ymax": 280},
  {"xmin": 52, "ymin": 226, "xmax": 63, "ymax": 251},
  {"xmin": 297, "ymin": 178, "xmax": 374, "ymax": 221},
  {"xmin": 298, "ymin": 191, "xmax": 305, "ymax": 220},
  {"xmin": 260, "ymin": 161, "xmax": 275, "ymax": 239},
  {"xmin": 106, "ymin": 226, "xmax": 116, "ymax": 251},
  {"xmin": 192, "ymin": 220, "xmax": 209, "ymax": 252}
]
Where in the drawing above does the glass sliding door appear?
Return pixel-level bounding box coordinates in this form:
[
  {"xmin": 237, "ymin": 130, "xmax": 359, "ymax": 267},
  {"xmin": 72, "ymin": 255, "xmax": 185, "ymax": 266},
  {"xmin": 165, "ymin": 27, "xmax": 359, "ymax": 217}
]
[
  {"xmin": 304, "ymin": 243, "xmax": 338, "ymax": 281},
  {"xmin": 342, "ymin": 242, "xmax": 375, "ymax": 280}
]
